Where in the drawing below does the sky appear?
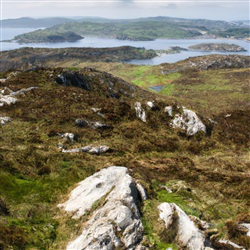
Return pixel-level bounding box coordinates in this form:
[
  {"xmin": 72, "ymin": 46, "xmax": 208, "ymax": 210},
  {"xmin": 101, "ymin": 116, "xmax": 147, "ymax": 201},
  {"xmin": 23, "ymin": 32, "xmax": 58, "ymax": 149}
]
[{"xmin": 1, "ymin": 0, "xmax": 250, "ymax": 21}]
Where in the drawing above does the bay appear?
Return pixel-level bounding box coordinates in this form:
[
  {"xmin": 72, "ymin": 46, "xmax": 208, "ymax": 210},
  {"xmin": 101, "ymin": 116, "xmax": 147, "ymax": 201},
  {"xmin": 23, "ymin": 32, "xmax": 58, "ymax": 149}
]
[{"xmin": 1, "ymin": 28, "xmax": 249, "ymax": 64}]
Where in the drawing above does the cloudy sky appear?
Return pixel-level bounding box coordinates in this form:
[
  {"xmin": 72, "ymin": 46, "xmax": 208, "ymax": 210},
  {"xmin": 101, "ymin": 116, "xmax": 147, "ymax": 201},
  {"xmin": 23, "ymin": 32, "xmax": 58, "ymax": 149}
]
[{"xmin": 1, "ymin": 0, "xmax": 249, "ymax": 21}]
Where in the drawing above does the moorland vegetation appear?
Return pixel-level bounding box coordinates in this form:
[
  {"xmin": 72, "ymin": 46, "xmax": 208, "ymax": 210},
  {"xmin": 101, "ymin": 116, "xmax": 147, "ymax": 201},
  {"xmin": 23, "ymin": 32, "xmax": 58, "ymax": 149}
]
[{"xmin": 0, "ymin": 48, "xmax": 249, "ymax": 249}]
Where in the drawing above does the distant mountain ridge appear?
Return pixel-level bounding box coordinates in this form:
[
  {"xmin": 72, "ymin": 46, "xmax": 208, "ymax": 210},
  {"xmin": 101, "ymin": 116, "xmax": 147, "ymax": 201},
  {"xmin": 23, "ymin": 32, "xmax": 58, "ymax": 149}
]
[
  {"xmin": 2, "ymin": 16, "xmax": 243, "ymax": 29},
  {"xmin": 1, "ymin": 16, "xmax": 111, "ymax": 28}
]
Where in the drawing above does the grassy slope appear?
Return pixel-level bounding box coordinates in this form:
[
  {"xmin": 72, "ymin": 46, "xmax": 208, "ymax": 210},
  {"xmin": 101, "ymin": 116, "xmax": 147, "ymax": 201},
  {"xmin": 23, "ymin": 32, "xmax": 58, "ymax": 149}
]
[{"xmin": 0, "ymin": 62, "xmax": 249, "ymax": 249}]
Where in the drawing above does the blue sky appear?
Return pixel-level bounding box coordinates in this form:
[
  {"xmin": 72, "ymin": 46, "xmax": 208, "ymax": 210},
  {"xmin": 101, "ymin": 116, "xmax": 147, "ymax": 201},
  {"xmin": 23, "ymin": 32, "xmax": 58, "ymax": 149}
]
[{"xmin": 1, "ymin": 0, "xmax": 250, "ymax": 21}]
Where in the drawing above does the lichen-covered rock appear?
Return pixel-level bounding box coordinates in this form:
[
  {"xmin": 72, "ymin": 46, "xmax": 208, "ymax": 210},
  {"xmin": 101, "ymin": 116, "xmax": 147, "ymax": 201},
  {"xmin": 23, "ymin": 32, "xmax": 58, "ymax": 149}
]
[
  {"xmin": 0, "ymin": 117, "xmax": 12, "ymax": 125},
  {"xmin": 58, "ymin": 132, "xmax": 75, "ymax": 143},
  {"xmin": 146, "ymin": 101, "xmax": 154, "ymax": 109},
  {"xmin": 75, "ymin": 118, "xmax": 88, "ymax": 127},
  {"xmin": 56, "ymin": 71, "xmax": 91, "ymax": 91},
  {"xmin": 240, "ymin": 223, "xmax": 250, "ymax": 236},
  {"xmin": 217, "ymin": 240, "xmax": 246, "ymax": 250},
  {"xmin": 75, "ymin": 118, "xmax": 111, "ymax": 129},
  {"xmin": 11, "ymin": 87, "xmax": 38, "ymax": 96},
  {"xmin": 0, "ymin": 86, "xmax": 38, "ymax": 107},
  {"xmin": 0, "ymin": 95, "xmax": 18, "ymax": 106},
  {"xmin": 170, "ymin": 107, "xmax": 206, "ymax": 136},
  {"xmin": 0, "ymin": 79, "xmax": 6, "ymax": 83},
  {"xmin": 165, "ymin": 106, "xmax": 173, "ymax": 117},
  {"xmin": 58, "ymin": 166, "xmax": 147, "ymax": 250},
  {"xmin": 61, "ymin": 145, "xmax": 109, "ymax": 154},
  {"xmin": 135, "ymin": 102, "xmax": 146, "ymax": 123},
  {"xmin": 158, "ymin": 202, "xmax": 205, "ymax": 250}
]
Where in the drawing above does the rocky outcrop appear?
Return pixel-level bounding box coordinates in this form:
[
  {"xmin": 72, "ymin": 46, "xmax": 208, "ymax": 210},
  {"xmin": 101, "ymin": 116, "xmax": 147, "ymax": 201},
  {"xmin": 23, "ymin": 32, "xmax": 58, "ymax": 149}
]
[
  {"xmin": 134, "ymin": 102, "xmax": 146, "ymax": 123},
  {"xmin": 0, "ymin": 86, "xmax": 38, "ymax": 107},
  {"xmin": 158, "ymin": 202, "xmax": 205, "ymax": 250},
  {"xmin": 0, "ymin": 117, "xmax": 11, "ymax": 125},
  {"xmin": 61, "ymin": 145, "xmax": 110, "ymax": 154},
  {"xmin": 215, "ymin": 240, "xmax": 246, "ymax": 250},
  {"xmin": 75, "ymin": 118, "xmax": 111, "ymax": 130},
  {"xmin": 58, "ymin": 133, "xmax": 75, "ymax": 143},
  {"xmin": 164, "ymin": 106, "xmax": 173, "ymax": 117},
  {"xmin": 168, "ymin": 107, "xmax": 206, "ymax": 136},
  {"xmin": 58, "ymin": 166, "xmax": 146, "ymax": 250},
  {"xmin": 0, "ymin": 95, "xmax": 17, "ymax": 106},
  {"xmin": 180, "ymin": 55, "xmax": 250, "ymax": 70},
  {"xmin": 134, "ymin": 102, "xmax": 206, "ymax": 136},
  {"xmin": 55, "ymin": 68, "xmax": 144, "ymax": 100},
  {"xmin": 56, "ymin": 71, "xmax": 91, "ymax": 91},
  {"xmin": 240, "ymin": 223, "xmax": 250, "ymax": 236}
]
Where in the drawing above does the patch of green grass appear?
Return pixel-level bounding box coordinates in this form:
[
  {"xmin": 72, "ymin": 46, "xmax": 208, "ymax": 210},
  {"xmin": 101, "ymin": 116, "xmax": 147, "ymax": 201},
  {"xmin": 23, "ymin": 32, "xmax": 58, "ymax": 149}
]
[
  {"xmin": 159, "ymin": 84, "xmax": 174, "ymax": 96},
  {"xmin": 165, "ymin": 72, "xmax": 182, "ymax": 81}
]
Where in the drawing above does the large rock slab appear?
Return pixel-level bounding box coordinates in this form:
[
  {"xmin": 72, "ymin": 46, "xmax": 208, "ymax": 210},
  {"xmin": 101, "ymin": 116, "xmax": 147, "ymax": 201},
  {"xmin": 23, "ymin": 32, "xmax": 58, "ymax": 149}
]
[
  {"xmin": 61, "ymin": 145, "xmax": 109, "ymax": 154},
  {"xmin": 58, "ymin": 166, "xmax": 147, "ymax": 250},
  {"xmin": 158, "ymin": 202, "xmax": 205, "ymax": 250},
  {"xmin": 169, "ymin": 107, "xmax": 206, "ymax": 136}
]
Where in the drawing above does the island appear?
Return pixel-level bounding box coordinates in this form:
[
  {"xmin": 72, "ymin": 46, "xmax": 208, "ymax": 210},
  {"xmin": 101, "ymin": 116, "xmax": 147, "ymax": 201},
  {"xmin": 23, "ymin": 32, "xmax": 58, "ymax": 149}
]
[
  {"xmin": 14, "ymin": 31, "xmax": 83, "ymax": 43},
  {"xmin": 188, "ymin": 43, "xmax": 247, "ymax": 52}
]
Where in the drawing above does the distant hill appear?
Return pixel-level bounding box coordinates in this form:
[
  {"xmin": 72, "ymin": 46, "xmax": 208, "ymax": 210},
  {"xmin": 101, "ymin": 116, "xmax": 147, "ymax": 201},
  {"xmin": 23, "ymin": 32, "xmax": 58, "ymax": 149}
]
[
  {"xmin": 1, "ymin": 16, "xmax": 111, "ymax": 28},
  {"xmin": 7, "ymin": 16, "xmax": 247, "ymax": 42}
]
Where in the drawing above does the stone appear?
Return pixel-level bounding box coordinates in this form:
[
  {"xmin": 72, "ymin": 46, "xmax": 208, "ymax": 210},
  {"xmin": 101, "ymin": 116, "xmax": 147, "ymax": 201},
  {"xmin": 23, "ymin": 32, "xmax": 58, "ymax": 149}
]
[
  {"xmin": 146, "ymin": 101, "xmax": 154, "ymax": 109},
  {"xmin": 136, "ymin": 182, "xmax": 147, "ymax": 201},
  {"xmin": 91, "ymin": 108, "xmax": 105, "ymax": 118},
  {"xmin": 75, "ymin": 118, "xmax": 88, "ymax": 127},
  {"xmin": 56, "ymin": 71, "xmax": 91, "ymax": 91},
  {"xmin": 89, "ymin": 121, "xmax": 110, "ymax": 130},
  {"xmin": 135, "ymin": 102, "xmax": 146, "ymax": 123},
  {"xmin": 1, "ymin": 87, "xmax": 13, "ymax": 95},
  {"xmin": 217, "ymin": 240, "xmax": 246, "ymax": 250},
  {"xmin": 58, "ymin": 132, "xmax": 75, "ymax": 143},
  {"xmin": 75, "ymin": 119, "xmax": 110, "ymax": 129},
  {"xmin": 240, "ymin": 223, "xmax": 250, "ymax": 236},
  {"xmin": 165, "ymin": 106, "xmax": 173, "ymax": 117},
  {"xmin": 189, "ymin": 215, "xmax": 210, "ymax": 230},
  {"xmin": 61, "ymin": 148, "xmax": 82, "ymax": 153},
  {"xmin": 170, "ymin": 107, "xmax": 206, "ymax": 136},
  {"xmin": 0, "ymin": 86, "xmax": 38, "ymax": 107},
  {"xmin": 0, "ymin": 95, "xmax": 18, "ymax": 106},
  {"xmin": 58, "ymin": 166, "xmax": 146, "ymax": 250},
  {"xmin": 160, "ymin": 185, "xmax": 172, "ymax": 193},
  {"xmin": 91, "ymin": 107, "xmax": 102, "ymax": 113},
  {"xmin": 61, "ymin": 145, "xmax": 109, "ymax": 154},
  {"xmin": 87, "ymin": 145, "xmax": 110, "ymax": 154},
  {"xmin": 11, "ymin": 87, "xmax": 38, "ymax": 96},
  {"xmin": 0, "ymin": 117, "xmax": 12, "ymax": 125},
  {"xmin": 158, "ymin": 202, "xmax": 205, "ymax": 250}
]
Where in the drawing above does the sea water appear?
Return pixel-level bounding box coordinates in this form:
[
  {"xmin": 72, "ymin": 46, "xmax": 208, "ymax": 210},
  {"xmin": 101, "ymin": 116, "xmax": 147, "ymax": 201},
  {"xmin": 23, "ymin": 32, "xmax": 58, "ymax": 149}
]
[{"xmin": 1, "ymin": 28, "xmax": 249, "ymax": 64}]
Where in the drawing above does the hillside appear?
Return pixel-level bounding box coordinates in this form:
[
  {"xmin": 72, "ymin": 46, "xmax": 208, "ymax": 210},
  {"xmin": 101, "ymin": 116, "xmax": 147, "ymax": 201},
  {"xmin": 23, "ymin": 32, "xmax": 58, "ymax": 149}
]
[{"xmin": 0, "ymin": 54, "xmax": 249, "ymax": 249}]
